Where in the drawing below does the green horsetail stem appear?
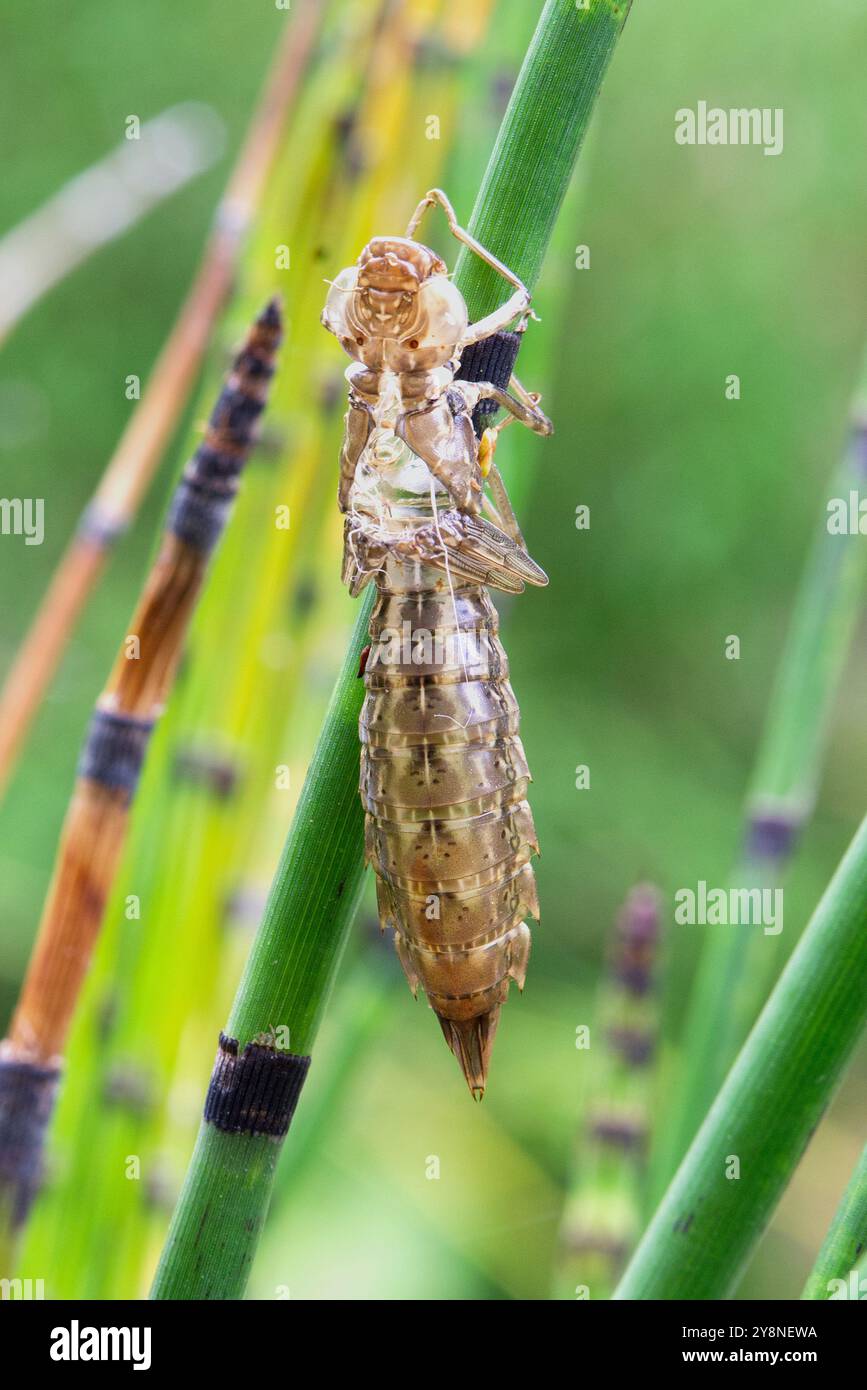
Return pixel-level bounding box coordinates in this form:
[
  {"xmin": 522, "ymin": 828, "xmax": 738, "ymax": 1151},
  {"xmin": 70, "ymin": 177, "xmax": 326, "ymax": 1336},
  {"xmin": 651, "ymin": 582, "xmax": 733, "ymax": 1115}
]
[
  {"xmin": 801, "ymin": 1141, "xmax": 867, "ymax": 1300},
  {"xmin": 658, "ymin": 352, "xmax": 867, "ymax": 1195},
  {"xmin": 615, "ymin": 810, "xmax": 867, "ymax": 1301},
  {"xmin": 151, "ymin": 0, "xmax": 636, "ymax": 1301},
  {"xmin": 555, "ymin": 884, "xmax": 662, "ymax": 1300}
]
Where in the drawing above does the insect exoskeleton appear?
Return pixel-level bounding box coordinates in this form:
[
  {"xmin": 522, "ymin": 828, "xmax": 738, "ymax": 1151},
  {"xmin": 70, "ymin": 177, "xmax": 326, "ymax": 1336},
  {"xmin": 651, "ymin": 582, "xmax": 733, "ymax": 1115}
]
[
  {"xmin": 323, "ymin": 236, "xmax": 469, "ymax": 377},
  {"xmin": 323, "ymin": 190, "xmax": 552, "ymax": 1097}
]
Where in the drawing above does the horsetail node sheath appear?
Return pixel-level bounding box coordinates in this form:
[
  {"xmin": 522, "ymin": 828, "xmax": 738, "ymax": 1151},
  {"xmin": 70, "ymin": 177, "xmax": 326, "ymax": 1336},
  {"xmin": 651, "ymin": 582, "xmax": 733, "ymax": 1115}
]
[
  {"xmin": 323, "ymin": 189, "xmax": 553, "ymax": 1096},
  {"xmin": 0, "ymin": 302, "xmax": 282, "ymax": 1240}
]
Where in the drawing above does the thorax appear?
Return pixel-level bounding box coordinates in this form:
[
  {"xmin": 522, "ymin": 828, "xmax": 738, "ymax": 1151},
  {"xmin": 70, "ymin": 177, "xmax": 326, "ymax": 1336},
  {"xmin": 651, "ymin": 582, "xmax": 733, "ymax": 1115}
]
[{"xmin": 346, "ymin": 360, "xmax": 453, "ymax": 420}]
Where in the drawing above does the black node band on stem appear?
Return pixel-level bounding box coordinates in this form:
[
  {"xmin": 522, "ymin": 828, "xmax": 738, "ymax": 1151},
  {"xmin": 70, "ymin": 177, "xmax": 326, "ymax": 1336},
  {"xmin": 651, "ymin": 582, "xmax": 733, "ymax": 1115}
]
[
  {"xmin": 0, "ymin": 1058, "xmax": 60, "ymax": 1228},
  {"xmin": 606, "ymin": 1026, "xmax": 655, "ymax": 1067},
  {"xmin": 167, "ymin": 482, "xmax": 237, "ymax": 554},
  {"xmin": 456, "ymin": 330, "xmax": 521, "ymax": 436},
  {"xmin": 203, "ymin": 1032, "xmax": 311, "ymax": 1138},
  {"xmin": 744, "ymin": 809, "xmax": 801, "ymax": 864},
  {"xmin": 589, "ymin": 1112, "xmax": 648, "ymax": 1153},
  {"xmin": 172, "ymin": 745, "xmax": 241, "ymax": 799},
  {"xmin": 168, "ymin": 297, "xmax": 282, "ymax": 554},
  {"xmin": 75, "ymin": 504, "xmax": 129, "ymax": 549},
  {"xmin": 77, "ymin": 708, "xmax": 155, "ymax": 794}
]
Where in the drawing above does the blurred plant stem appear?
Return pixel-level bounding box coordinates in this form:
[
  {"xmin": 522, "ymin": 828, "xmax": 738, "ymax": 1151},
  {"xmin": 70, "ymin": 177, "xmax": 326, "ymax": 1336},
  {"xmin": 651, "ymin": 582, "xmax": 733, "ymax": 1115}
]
[
  {"xmin": 801, "ymin": 1140, "xmax": 867, "ymax": 1300},
  {"xmin": 0, "ymin": 0, "xmax": 322, "ymax": 806},
  {"xmin": 0, "ymin": 105, "xmax": 224, "ymax": 347},
  {"xmin": 615, "ymin": 810, "xmax": 867, "ymax": 1300},
  {"xmin": 656, "ymin": 354, "xmax": 867, "ymax": 1196},
  {"xmin": 554, "ymin": 884, "xmax": 662, "ymax": 1300},
  {"xmin": 151, "ymin": 0, "xmax": 636, "ymax": 1301}
]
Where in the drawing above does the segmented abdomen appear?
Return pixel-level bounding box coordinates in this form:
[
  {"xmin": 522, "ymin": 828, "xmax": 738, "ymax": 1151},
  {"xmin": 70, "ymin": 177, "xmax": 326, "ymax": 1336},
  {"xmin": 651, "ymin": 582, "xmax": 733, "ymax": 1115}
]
[{"xmin": 360, "ymin": 559, "xmax": 539, "ymax": 1096}]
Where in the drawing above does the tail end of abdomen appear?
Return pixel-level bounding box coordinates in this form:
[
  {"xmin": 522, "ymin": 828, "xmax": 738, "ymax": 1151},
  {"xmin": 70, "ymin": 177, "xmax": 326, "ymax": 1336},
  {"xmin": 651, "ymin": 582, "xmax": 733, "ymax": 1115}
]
[{"xmin": 437, "ymin": 1006, "xmax": 503, "ymax": 1101}]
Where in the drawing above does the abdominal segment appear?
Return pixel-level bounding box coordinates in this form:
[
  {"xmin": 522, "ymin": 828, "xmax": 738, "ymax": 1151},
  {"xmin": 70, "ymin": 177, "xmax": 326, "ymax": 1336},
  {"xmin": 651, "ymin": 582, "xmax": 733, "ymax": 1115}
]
[{"xmin": 359, "ymin": 561, "xmax": 539, "ymax": 1096}]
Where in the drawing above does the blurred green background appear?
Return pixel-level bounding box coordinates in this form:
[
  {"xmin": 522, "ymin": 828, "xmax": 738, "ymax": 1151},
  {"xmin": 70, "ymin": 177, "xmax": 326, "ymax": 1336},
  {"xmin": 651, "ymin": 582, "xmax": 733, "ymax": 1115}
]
[{"xmin": 1, "ymin": 0, "xmax": 866, "ymax": 1299}]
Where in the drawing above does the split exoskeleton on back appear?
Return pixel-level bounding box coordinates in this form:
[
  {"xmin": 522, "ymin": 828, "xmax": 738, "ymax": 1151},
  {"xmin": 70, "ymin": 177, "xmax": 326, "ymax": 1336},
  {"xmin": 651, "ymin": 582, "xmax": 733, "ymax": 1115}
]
[
  {"xmin": 321, "ymin": 190, "xmax": 552, "ymax": 1097},
  {"xmin": 321, "ymin": 188, "xmax": 553, "ymax": 594}
]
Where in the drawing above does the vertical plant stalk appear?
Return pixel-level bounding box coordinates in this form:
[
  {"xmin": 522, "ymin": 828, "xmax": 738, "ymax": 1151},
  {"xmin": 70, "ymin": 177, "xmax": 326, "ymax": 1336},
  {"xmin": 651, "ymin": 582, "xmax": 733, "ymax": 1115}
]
[
  {"xmin": 0, "ymin": 0, "xmax": 322, "ymax": 803},
  {"xmin": 455, "ymin": 0, "xmax": 634, "ymax": 317},
  {"xmin": 801, "ymin": 1141, "xmax": 867, "ymax": 1300},
  {"xmin": 658, "ymin": 363, "xmax": 867, "ymax": 1190},
  {"xmin": 0, "ymin": 303, "xmax": 282, "ymax": 1262},
  {"xmin": 151, "ymin": 0, "xmax": 636, "ymax": 1302},
  {"xmin": 555, "ymin": 884, "xmax": 662, "ymax": 1300},
  {"xmin": 614, "ymin": 810, "xmax": 867, "ymax": 1301}
]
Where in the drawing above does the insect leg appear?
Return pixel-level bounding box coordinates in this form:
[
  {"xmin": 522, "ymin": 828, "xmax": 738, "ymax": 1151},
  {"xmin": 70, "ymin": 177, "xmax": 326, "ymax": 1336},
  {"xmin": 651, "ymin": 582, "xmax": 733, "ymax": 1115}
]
[
  {"xmin": 406, "ymin": 188, "xmax": 532, "ymax": 342},
  {"xmin": 406, "ymin": 189, "xmax": 523, "ymax": 291},
  {"xmin": 456, "ymin": 379, "xmax": 553, "ymax": 436},
  {"xmin": 478, "ymin": 426, "xmax": 525, "ymax": 546},
  {"xmin": 485, "ymin": 462, "xmax": 526, "ymax": 548},
  {"xmin": 508, "ymin": 372, "xmax": 547, "ymax": 416},
  {"xmin": 338, "ymin": 397, "xmax": 374, "ymax": 512},
  {"xmin": 481, "ymin": 491, "xmax": 506, "ymax": 529}
]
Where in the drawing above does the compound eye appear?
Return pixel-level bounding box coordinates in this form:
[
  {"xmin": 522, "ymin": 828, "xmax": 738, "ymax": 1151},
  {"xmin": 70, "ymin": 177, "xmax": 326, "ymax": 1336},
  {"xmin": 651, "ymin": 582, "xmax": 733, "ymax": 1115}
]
[
  {"xmin": 416, "ymin": 276, "xmax": 469, "ymax": 352},
  {"xmin": 408, "ymin": 338, "xmax": 419, "ymax": 350},
  {"xmin": 356, "ymin": 336, "xmax": 366, "ymax": 346}
]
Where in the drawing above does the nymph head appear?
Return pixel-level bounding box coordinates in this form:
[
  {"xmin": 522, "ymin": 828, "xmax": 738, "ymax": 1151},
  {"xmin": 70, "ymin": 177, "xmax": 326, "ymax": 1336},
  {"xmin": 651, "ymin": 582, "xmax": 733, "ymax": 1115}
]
[
  {"xmin": 355, "ymin": 237, "xmax": 445, "ymax": 334},
  {"xmin": 323, "ymin": 236, "xmax": 469, "ymax": 367}
]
